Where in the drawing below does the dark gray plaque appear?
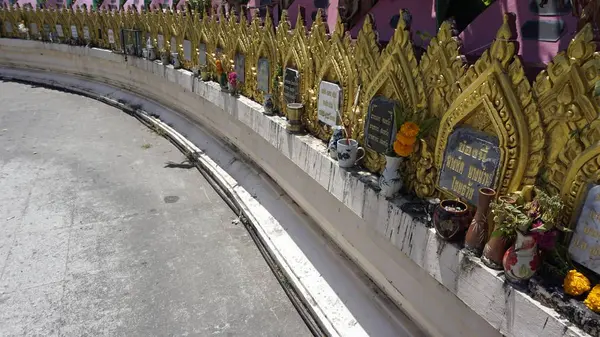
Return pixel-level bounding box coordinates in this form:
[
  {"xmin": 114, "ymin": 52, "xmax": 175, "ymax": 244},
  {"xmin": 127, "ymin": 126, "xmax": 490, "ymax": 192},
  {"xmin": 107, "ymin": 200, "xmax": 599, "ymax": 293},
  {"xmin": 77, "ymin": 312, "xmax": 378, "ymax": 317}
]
[
  {"xmin": 364, "ymin": 96, "xmax": 396, "ymax": 154},
  {"xmin": 438, "ymin": 126, "xmax": 501, "ymax": 205},
  {"xmin": 170, "ymin": 37, "xmax": 177, "ymax": 53},
  {"xmin": 257, "ymin": 58, "xmax": 269, "ymax": 93},
  {"xmin": 283, "ymin": 68, "xmax": 299, "ymax": 103},
  {"xmin": 235, "ymin": 53, "xmax": 245, "ymax": 83},
  {"xmin": 198, "ymin": 43, "xmax": 207, "ymax": 66}
]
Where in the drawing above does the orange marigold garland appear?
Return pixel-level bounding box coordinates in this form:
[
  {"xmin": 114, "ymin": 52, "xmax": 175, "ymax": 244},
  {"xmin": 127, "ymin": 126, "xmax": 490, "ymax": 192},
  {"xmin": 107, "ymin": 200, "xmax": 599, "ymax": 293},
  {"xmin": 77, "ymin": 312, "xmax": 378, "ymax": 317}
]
[
  {"xmin": 393, "ymin": 122, "xmax": 420, "ymax": 157},
  {"xmin": 563, "ymin": 269, "xmax": 591, "ymax": 296},
  {"xmin": 400, "ymin": 122, "xmax": 420, "ymax": 138}
]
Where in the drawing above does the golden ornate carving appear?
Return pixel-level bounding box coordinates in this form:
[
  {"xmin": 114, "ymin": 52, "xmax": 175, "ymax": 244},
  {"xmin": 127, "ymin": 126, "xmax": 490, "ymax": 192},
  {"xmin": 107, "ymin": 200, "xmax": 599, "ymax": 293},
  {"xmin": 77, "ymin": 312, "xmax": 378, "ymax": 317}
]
[
  {"xmin": 559, "ymin": 124, "xmax": 600, "ymax": 234},
  {"xmin": 8, "ymin": 7, "xmax": 600, "ymax": 220},
  {"xmin": 419, "ymin": 20, "xmax": 466, "ymax": 120},
  {"xmin": 279, "ymin": 11, "xmax": 313, "ymax": 118},
  {"xmin": 534, "ymin": 24, "xmax": 600, "ymax": 229},
  {"xmin": 252, "ymin": 12, "xmax": 277, "ymax": 104},
  {"xmin": 307, "ymin": 13, "xmax": 358, "ymax": 141},
  {"xmin": 356, "ymin": 11, "xmax": 426, "ymax": 173},
  {"xmin": 434, "ymin": 14, "xmax": 544, "ymax": 199}
]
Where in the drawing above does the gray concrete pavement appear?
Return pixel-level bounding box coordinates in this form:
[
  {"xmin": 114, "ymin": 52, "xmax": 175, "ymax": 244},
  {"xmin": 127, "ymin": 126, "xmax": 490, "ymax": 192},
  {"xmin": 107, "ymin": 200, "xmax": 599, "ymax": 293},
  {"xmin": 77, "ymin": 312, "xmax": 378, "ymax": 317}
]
[{"xmin": 0, "ymin": 81, "xmax": 311, "ymax": 337}]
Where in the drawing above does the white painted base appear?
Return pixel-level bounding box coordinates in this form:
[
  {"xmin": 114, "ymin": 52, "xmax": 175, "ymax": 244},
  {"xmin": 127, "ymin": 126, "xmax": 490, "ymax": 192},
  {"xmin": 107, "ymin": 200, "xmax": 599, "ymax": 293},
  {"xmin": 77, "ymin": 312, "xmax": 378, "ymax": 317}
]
[{"xmin": 0, "ymin": 39, "xmax": 589, "ymax": 337}]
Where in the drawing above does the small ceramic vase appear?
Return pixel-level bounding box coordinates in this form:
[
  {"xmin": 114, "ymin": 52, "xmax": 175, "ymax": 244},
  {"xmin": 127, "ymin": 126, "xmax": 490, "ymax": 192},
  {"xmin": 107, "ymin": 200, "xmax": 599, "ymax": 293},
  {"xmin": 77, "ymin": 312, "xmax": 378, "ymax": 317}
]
[
  {"xmin": 503, "ymin": 230, "xmax": 540, "ymax": 283},
  {"xmin": 328, "ymin": 126, "xmax": 345, "ymax": 160},
  {"xmin": 465, "ymin": 187, "xmax": 496, "ymax": 256},
  {"xmin": 379, "ymin": 156, "xmax": 403, "ymax": 199},
  {"xmin": 433, "ymin": 200, "xmax": 470, "ymax": 241},
  {"xmin": 263, "ymin": 94, "xmax": 274, "ymax": 115},
  {"xmin": 171, "ymin": 53, "xmax": 180, "ymax": 68}
]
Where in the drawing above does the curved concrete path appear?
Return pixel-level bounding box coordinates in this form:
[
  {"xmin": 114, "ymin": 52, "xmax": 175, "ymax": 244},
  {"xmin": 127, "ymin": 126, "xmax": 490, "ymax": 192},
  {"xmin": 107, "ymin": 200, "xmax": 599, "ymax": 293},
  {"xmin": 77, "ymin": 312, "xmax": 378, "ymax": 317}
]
[{"xmin": 0, "ymin": 81, "xmax": 311, "ymax": 336}]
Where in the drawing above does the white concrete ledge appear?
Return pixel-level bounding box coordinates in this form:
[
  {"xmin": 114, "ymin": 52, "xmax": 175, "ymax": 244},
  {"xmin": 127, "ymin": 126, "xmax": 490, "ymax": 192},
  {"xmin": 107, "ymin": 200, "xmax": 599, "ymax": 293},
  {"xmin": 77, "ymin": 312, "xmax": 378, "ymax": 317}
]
[{"xmin": 0, "ymin": 38, "xmax": 589, "ymax": 337}]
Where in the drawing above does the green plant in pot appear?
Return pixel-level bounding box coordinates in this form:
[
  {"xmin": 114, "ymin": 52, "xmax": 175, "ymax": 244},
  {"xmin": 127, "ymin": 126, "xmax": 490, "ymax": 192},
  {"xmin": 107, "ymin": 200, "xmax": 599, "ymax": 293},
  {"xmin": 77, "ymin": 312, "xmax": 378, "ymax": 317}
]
[
  {"xmin": 482, "ymin": 199, "xmax": 527, "ymax": 269},
  {"xmin": 501, "ymin": 187, "xmax": 571, "ymax": 283}
]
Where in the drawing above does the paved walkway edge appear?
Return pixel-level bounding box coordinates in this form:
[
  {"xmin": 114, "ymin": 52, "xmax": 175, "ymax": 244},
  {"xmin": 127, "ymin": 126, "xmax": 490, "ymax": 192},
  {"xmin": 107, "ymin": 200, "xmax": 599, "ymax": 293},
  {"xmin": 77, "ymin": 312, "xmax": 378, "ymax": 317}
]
[{"xmin": 0, "ymin": 68, "xmax": 373, "ymax": 337}]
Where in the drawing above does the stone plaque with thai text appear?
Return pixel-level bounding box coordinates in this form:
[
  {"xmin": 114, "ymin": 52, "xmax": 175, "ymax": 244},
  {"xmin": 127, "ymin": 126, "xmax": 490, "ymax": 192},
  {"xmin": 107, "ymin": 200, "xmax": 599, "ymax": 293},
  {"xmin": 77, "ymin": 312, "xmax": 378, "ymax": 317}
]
[
  {"xmin": 235, "ymin": 53, "xmax": 245, "ymax": 83},
  {"xmin": 107, "ymin": 29, "xmax": 115, "ymax": 44},
  {"xmin": 317, "ymin": 81, "xmax": 342, "ymax": 127},
  {"xmin": 438, "ymin": 127, "xmax": 501, "ymax": 205},
  {"xmin": 198, "ymin": 43, "xmax": 207, "ymax": 66},
  {"xmin": 183, "ymin": 40, "xmax": 192, "ymax": 61},
  {"xmin": 157, "ymin": 34, "xmax": 164, "ymax": 49},
  {"xmin": 170, "ymin": 37, "xmax": 177, "ymax": 53},
  {"xmin": 71, "ymin": 25, "xmax": 78, "ymax": 39},
  {"xmin": 83, "ymin": 26, "xmax": 90, "ymax": 40},
  {"xmin": 569, "ymin": 184, "xmax": 600, "ymax": 275},
  {"xmin": 56, "ymin": 24, "xmax": 64, "ymax": 37},
  {"xmin": 257, "ymin": 58, "xmax": 269, "ymax": 93},
  {"xmin": 284, "ymin": 68, "xmax": 299, "ymax": 103},
  {"xmin": 4, "ymin": 21, "xmax": 12, "ymax": 33},
  {"xmin": 30, "ymin": 23, "xmax": 38, "ymax": 35},
  {"xmin": 364, "ymin": 96, "xmax": 396, "ymax": 153}
]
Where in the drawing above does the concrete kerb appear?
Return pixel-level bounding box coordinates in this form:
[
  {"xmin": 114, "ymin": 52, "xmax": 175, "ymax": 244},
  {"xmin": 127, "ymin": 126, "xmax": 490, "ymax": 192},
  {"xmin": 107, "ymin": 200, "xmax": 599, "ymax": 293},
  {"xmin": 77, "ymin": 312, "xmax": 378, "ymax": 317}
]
[{"xmin": 0, "ymin": 68, "xmax": 372, "ymax": 337}]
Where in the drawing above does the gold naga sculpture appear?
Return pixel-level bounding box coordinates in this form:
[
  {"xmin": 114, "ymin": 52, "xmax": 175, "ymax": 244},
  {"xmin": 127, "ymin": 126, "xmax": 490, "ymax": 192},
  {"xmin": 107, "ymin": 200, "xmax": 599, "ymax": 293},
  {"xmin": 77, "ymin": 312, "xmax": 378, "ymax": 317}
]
[{"xmin": 1, "ymin": 6, "xmax": 598, "ymax": 231}]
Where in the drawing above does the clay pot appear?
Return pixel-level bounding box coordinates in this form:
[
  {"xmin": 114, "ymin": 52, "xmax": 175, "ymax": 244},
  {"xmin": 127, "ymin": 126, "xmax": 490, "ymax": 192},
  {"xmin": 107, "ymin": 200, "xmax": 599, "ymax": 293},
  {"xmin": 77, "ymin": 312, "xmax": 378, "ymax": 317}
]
[
  {"xmin": 465, "ymin": 188, "xmax": 496, "ymax": 256},
  {"xmin": 433, "ymin": 200, "xmax": 470, "ymax": 241},
  {"xmin": 503, "ymin": 230, "xmax": 541, "ymax": 283},
  {"xmin": 482, "ymin": 234, "xmax": 513, "ymax": 270}
]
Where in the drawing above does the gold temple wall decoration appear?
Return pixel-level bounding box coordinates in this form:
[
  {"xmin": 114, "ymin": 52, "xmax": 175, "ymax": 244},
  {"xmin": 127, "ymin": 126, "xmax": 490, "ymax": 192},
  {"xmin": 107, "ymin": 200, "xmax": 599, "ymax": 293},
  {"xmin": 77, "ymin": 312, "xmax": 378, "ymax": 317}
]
[
  {"xmin": 227, "ymin": 14, "xmax": 252, "ymax": 96},
  {"xmin": 280, "ymin": 12, "xmax": 313, "ymax": 120},
  {"xmin": 275, "ymin": 10, "xmax": 291, "ymax": 117},
  {"xmin": 252, "ymin": 12, "xmax": 278, "ymax": 104},
  {"xmin": 356, "ymin": 10, "xmax": 426, "ymax": 173},
  {"xmin": 533, "ymin": 24, "xmax": 600, "ymax": 230},
  {"xmin": 3, "ymin": 6, "xmax": 600, "ymax": 217},
  {"xmin": 307, "ymin": 14, "xmax": 358, "ymax": 141},
  {"xmin": 433, "ymin": 14, "xmax": 544, "ymax": 198}
]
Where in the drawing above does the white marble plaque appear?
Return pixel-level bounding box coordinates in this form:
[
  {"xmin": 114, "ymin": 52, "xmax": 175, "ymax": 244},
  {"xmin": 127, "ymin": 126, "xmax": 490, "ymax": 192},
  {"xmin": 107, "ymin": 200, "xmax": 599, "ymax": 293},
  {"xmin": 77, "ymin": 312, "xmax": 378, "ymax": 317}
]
[
  {"xmin": 83, "ymin": 26, "xmax": 90, "ymax": 40},
  {"xmin": 30, "ymin": 23, "xmax": 38, "ymax": 35},
  {"xmin": 170, "ymin": 37, "xmax": 177, "ymax": 53},
  {"xmin": 55, "ymin": 24, "xmax": 64, "ymax": 37},
  {"xmin": 4, "ymin": 22, "xmax": 13, "ymax": 33},
  {"xmin": 71, "ymin": 25, "xmax": 78, "ymax": 39},
  {"xmin": 108, "ymin": 29, "xmax": 115, "ymax": 44},
  {"xmin": 317, "ymin": 81, "xmax": 342, "ymax": 127},
  {"xmin": 569, "ymin": 184, "xmax": 600, "ymax": 275},
  {"xmin": 183, "ymin": 40, "xmax": 192, "ymax": 61},
  {"xmin": 157, "ymin": 34, "xmax": 164, "ymax": 49}
]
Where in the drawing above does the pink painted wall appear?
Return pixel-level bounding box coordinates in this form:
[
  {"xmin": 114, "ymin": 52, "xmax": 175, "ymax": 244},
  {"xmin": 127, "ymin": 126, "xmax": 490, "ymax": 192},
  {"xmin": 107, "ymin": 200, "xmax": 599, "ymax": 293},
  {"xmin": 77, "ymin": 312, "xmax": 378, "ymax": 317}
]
[
  {"xmin": 121, "ymin": 0, "xmax": 144, "ymax": 11},
  {"xmin": 71, "ymin": 0, "xmax": 95, "ymax": 10},
  {"xmin": 460, "ymin": 0, "xmax": 577, "ymax": 66},
  {"xmin": 350, "ymin": 0, "xmax": 436, "ymax": 43},
  {"xmin": 287, "ymin": 2, "xmax": 318, "ymax": 31},
  {"xmin": 148, "ymin": 0, "xmax": 172, "ymax": 10},
  {"xmin": 10, "ymin": 0, "xmax": 37, "ymax": 8},
  {"xmin": 99, "ymin": 0, "xmax": 119, "ymax": 10}
]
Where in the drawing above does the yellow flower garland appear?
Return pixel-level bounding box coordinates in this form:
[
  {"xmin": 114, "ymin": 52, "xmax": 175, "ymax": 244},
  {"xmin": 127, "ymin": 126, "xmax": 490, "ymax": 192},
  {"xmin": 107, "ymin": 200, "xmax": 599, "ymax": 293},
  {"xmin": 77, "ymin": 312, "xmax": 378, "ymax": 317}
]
[
  {"xmin": 393, "ymin": 122, "xmax": 420, "ymax": 157},
  {"xmin": 585, "ymin": 284, "xmax": 600, "ymax": 313},
  {"xmin": 563, "ymin": 270, "xmax": 591, "ymax": 296}
]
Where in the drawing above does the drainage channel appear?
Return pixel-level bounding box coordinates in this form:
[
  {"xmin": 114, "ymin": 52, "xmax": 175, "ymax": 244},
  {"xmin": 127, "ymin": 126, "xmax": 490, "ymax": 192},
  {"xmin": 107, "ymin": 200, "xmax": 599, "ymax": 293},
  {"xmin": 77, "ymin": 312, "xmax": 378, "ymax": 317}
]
[{"xmin": 134, "ymin": 113, "xmax": 328, "ymax": 337}]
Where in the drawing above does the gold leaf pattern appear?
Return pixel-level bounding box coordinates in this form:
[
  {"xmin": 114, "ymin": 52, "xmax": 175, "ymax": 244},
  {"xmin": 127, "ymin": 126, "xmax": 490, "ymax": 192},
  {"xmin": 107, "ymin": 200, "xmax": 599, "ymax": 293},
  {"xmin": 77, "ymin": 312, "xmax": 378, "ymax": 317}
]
[{"xmin": 1, "ymin": 8, "xmax": 598, "ymax": 227}]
